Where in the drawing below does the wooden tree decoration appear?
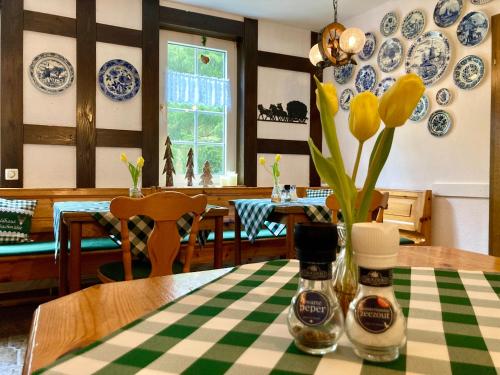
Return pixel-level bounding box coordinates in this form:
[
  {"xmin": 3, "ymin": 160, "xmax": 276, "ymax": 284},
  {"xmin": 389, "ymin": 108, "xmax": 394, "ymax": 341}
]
[
  {"xmin": 163, "ymin": 136, "xmax": 175, "ymax": 186},
  {"xmin": 199, "ymin": 160, "xmax": 213, "ymax": 187},
  {"xmin": 185, "ymin": 148, "xmax": 195, "ymax": 186}
]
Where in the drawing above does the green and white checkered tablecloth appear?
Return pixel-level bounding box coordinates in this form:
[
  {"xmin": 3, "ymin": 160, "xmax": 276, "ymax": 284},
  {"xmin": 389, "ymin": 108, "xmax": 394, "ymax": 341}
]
[{"xmin": 36, "ymin": 260, "xmax": 500, "ymax": 375}]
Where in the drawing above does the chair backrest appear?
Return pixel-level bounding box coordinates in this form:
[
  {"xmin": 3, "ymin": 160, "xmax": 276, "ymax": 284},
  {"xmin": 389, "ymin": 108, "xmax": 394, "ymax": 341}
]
[
  {"xmin": 325, "ymin": 190, "xmax": 389, "ymax": 224},
  {"xmin": 110, "ymin": 191, "xmax": 207, "ymax": 280}
]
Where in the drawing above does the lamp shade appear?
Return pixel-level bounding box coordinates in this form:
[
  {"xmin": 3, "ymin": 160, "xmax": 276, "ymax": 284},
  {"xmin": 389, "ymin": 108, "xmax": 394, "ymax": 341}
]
[
  {"xmin": 309, "ymin": 43, "xmax": 324, "ymax": 66},
  {"xmin": 339, "ymin": 27, "xmax": 366, "ymax": 54}
]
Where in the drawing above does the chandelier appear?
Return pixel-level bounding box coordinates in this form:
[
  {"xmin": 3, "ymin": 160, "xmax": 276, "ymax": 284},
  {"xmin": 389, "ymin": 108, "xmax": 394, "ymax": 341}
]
[{"xmin": 309, "ymin": 0, "xmax": 365, "ymax": 67}]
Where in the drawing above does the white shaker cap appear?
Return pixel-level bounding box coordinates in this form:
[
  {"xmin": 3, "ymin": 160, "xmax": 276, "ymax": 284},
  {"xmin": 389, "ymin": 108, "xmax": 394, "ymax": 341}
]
[{"xmin": 352, "ymin": 223, "xmax": 400, "ymax": 269}]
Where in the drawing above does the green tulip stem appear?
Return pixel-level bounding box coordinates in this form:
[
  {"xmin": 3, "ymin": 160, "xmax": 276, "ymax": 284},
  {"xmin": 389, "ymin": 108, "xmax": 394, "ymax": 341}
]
[{"xmin": 352, "ymin": 141, "xmax": 364, "ymax": 182}]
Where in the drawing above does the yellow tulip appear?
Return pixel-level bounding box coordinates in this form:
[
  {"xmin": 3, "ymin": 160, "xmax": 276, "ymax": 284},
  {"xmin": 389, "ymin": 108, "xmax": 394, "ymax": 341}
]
[
  {"xmin": 315, "ymin": 81, "xmax": 338, "ymax": 115},
  {"xmin": 259, "ymin": 156, "xmax": 266, "ymax": 166},
  {"xmin": 349, "ymin": 92, "xmax": 381, "ymax": 142},
  {"xmin": 137, "ymin": 156, "xmax": 145, "ymax": 169},
  {"xmin": 379, "ymin": 73, "xmax": 425, "ymax": 128},
  {"xmin": 120, "ymin": 152, "xmax": 128, "ymax": 164},
  {"xmin": 275, "ymin": 154, "xmax": 281, "ymax": 162}
]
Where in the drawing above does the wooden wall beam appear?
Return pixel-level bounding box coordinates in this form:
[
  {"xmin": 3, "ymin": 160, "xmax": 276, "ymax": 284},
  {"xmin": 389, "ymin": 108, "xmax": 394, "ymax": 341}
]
[
  {"xmin": 1, "ymin": 0, "xmax": 24, "ymax": 187},
  {"xmin": 309, "ymin": 31, "xmax": 322, "ymax": 187},
  {"xmin": 24, "ymin": 125, "xmax": 76, "ymax": 146},
  {"xmin": 256, "ymin": 139, "xmax": 310, "ymax": 155},
  {"xmin": 96, "ymin": 24, "xmax": 142, "ymax": 48},
  {"xmin": 237, "ymin": 18, "xmax": 258, "ymax": 186},
  {"xmin": 76, "ymin": 0, "xmax": 97, "ymax": 187},
  {"xmin": 24, "ymin": 10, "xmax": 76, "ymax": 37},
  {"xmin": 96, "ymin": 129, "xmax": 143, "ymax": 148},
  {"xmin": 159, "ymin": 6, "xmax": 243, "ymax": 41},
  {"xmin": 142, "ymin": 0, "xmax": 160, "ymax": 187},
  {"xmin": 257, "ymin": 51, "xmax": 315, "ymax": 74}
]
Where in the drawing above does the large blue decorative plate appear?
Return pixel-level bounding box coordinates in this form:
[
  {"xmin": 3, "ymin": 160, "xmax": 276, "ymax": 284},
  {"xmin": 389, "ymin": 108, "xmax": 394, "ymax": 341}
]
[
  {"xmin": 378, "ymin": 38, "xmax": 404, "ymax": 73},
  {"xmin": 436, "ymin": 88, "xmax": 452, "ymax": 105},
  {"xmin": 402, "ymin": 10, "xmax": 426, "ymax": 40},
  {"xmin": 374, "ymin": 77, "xmax": 396, "ymax": 97},
  {"xmin": 434, "ymin": 0, "xmax": 463, "ymax": 28},
  {"xmin": 29, "ymin": 52, "xmax": 74, "ymax": 94},
  {"xmin": 428, "ymin": 110, "xmax": 452, "ymax": 136},
  {"xmin": 380, "ymin": 12, "xmax": 399, "ymax": 37},
  {"xmin": 359, "ymin": 33, "xmax": 377, "ymax": 61},
  {"xmin": 405, "ymin": 31, "xmax": 451, "ymax": 87},
  {"xmin": 333, "ymin": 64, "xmax": 355, "ymax": 84},
  {"xmin": 410, "ymin": 94, "xmax": 430, "ymax": 122},
  {"xmin": 339, "ymin": 88, "xmax": 355, "ymax": 111},
  {"xmin": 98, "ymin": 59, "xmax": 141, "ymax": 101},
  {"xmin": 453, "ymin": 55, "xmax": 485, "ymax": 90},
  {"xmin": 355, "ymin": 65, "xmax": 377, "ymax": 93},
  {"xmin": 471, "ymin": 0, "xmax": 492, "ymax": 4},
  {"xmin": 457, "ymin": 11, "xmax": 489, "ymax": 47}
]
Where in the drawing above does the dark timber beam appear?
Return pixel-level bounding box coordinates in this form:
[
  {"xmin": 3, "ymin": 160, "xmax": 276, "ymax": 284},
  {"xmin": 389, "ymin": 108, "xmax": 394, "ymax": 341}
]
[
  {"xmin": 309, "ymin": 31, "xmax": 323, "ymax": 187},
  {"xmin": 256, "ymin": 139, "xmax": 310, "ymax": 155},
  {"xmin": 1, "ymin": 0, "xmax": 24, "ymax": 187},
  {"xmin": 96, "ymin": 23, "xmax": 142, "ymax": 48},
  {"xmin": 24, "ymin": 10, "xmax": 76, "ymax": 37},
  {"xmin": 257, "ymin": 51, "xmax": 315, "ymax": 74}
]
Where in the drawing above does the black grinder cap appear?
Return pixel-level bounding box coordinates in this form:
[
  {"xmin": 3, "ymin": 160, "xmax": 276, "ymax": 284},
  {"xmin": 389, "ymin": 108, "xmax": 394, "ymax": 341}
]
[{"xmin": 294, "ymin": 222, "xmax": 337, "ymax": 263}]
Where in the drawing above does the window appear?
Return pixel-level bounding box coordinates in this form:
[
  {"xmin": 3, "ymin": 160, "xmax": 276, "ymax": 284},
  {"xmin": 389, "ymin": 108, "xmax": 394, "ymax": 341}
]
[{"xmin": 167, "ymin": 42, "xmax": 228, "ymax": 180}]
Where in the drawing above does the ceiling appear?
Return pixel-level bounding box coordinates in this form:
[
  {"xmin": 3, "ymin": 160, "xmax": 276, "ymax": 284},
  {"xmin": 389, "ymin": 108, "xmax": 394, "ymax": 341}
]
[{"xmin": 168, "ymin": 0, "xmax": 392, "ymax": 30}]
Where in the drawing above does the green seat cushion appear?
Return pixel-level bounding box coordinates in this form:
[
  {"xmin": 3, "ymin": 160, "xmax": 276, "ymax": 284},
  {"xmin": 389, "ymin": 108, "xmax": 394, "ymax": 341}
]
[
  {"xmin": 399, "ymin": 237, "xmax": 415, "ymax": 245},
  {"xmin": 0, "ymin": 237, "xmax": 120, "ymax": 257},
  {"xmin": 181, "ymin": 228, "xmax": 287, "ymax": 244},
  {"xmin": 98, "ymin": 259, "xmax": 184, "ymax": 281}
]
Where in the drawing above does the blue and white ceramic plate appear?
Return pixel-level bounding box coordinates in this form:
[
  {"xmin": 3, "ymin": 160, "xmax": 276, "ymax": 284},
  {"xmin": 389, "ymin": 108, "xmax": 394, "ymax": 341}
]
[
  {"xmin": 378, "ymin": 38, "xmax": 404, "ymax": 73},
  {"xmin": 428, "ymin": 110, "xmax": 452, "ymax": 136},
  {"xmin": 339, "ymin": 88, "xmax": 355, "ymax": 111},
  {"xmin": 434, "ymin": 0, "xmax": 463, "ymax": 28},
  {"xmin": 380, "ymin": 12, "xmax": 399, "ymax": 37},
  {"xmin": 402, "ymin": 10, "xmax": 426, "ymax": 40},
  {"xmin": 457, "ymin": 11, "xmax": 489, "ymax": 47},
  {"xmin": 333, "ymin": 64, "xmax": 355, "ymax": 84},
  {"xmin": 355, "ymin": 65, "xmax": 377, "ymax": 93},
  {"xmin": 359, "ymin": 32, "xmax": 377, "ymax": 61},
  {"xmin": 405, "ymin": 31, "xmax": 451, "ymax": 87},
  {"xmin": 453, "ymin": 55, "xmax": 485, "ymax": 90},
  {"xmin": 410, "ymin": 94, "xmax": 430, "ymax": 122},
  {"xmin": 29, "ymin": 52, "xmax": 74, "ymax": 94},
  {"xmin": 374, "ymin": 77, "xmax": 396, "ymax": 97},
  {"xmin": 471, "ymin": 0, "xmax": 492, "ymax": 4},
  {"xmin": 98, "ymin": 59, "xmax": 141, "ymax": 101},
  {"xmin": 436, "ymin": 88, "xmax": 452, "ymax": 105}
]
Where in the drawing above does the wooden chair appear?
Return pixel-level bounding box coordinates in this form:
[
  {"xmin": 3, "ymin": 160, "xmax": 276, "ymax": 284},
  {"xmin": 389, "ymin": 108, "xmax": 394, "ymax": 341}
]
[
  {"xmin": 97, "ymin": 192, "xmax": 207, "ymax": 283},
  {"xmin": 326, "ymin": 190, "xmax": 389, "ymax": 224}
]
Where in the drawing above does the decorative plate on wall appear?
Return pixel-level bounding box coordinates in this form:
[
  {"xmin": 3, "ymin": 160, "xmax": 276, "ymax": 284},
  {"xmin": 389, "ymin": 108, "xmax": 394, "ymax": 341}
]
[
  {"xmin": 374, "ymin": 77, "xmax": 396, "ymax": 97},
  {"xmin": 378, "ymin": 38, "xmax": 404, "ymax": 73},
  {"xmin": 436, "ymin": 88, "xmax": 452, "ymax": 105},
  {"xmin": 453, "ymin": 55, "xmax": 485, "ymax": 90},
  {"xmin": 470, "ymin": 0, "xmax": 492, "ymax": 4},
  {"xmin": 405, "ymin": 31, "xmax": 451, "ymax": 86},
  {"xmin": 380, "ymin": 12, "xmax": 399, "ymax": 37},
  {"xmin": 359, "ymin": 32, "xmax": 377, "ymax": 61},
  {"xmin": 355, "ymin": 65, "xmax": 377, "ymax": 93},
  {"xmin": 333, "ymin": 64, "xmax": 355, "ymax": 84},
  {"xmin": 402, "ymin": 10, "xmax": 426, "ymax": 40},
  {"xmin": 29, "ymin": 52, "xmax": 74, "ymax": 94},
  {"xmin": 98, "ymin": 59, "xmax": 141, "ymax": 101},
  {"xmin": 428, "ymin": 109, "xmax": 452, "ymax": 136},
  {"xmin": 457, "ymin": 11, "xmax": 489, "ymax": 47},
  {"xmin": 434, "ymin": 0, "xmax": 463, "ymax": 28},
  {"xmin": 410, "ymin": 94, "xmax": 430, "ymax": 122},
  {"xmin": 339, "ymin": 88, "xmax": 355, "ymax": 111}
]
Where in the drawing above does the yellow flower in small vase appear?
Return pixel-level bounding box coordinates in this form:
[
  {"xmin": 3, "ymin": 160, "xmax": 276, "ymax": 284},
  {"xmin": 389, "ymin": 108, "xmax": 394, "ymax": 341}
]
[
  {"xmin": 258, "ymin": 154, "xmax": 282, "ymax": 202},
  {"xmin": 120, "ymin": 153, "xmax": 145, "ymax": 198}
]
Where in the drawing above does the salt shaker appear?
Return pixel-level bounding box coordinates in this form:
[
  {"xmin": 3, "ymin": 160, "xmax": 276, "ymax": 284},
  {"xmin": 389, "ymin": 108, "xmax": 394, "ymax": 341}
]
[
  {"xmin": 282, "ymin": 185, "xmax": 292, "ymax": 202},
  {"xmin": 345, "ymin": 223, "xmax": 406, "ymax": 362},
  {"xmin": 287, "ymin": 223, "xmax": 344, "ymax": 355}
]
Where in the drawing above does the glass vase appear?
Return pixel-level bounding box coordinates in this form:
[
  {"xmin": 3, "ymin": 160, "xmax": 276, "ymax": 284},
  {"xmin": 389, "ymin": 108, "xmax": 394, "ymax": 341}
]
[
  {"xmin": 129, "ymin": 186, "xmax": 143, "ymax": 198},
  {"xmin": 332, "ymin": 222, "xmax": 358, "ymax": 315},
  {"xmin": 271, "ymin": 182, "xmax": 281, "ymax": 203}
]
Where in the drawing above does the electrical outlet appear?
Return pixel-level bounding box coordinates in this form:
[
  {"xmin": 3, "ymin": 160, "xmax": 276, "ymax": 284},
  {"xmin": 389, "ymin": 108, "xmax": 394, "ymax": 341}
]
[{"xmin": 5, "ymin": 169, "xmax": 19, "ymax": 181}]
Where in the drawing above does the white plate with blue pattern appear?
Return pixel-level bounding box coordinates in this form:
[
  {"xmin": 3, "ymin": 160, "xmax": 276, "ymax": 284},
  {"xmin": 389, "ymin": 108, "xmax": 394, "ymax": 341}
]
[
  {"xmin": 333, "ymin": 64, "xmax": 355, "ymax": 84},
  {"xmin": 457, "ymin": 11, "xmax": 489, "ymax": 47},
  {"xmin": 374, "ymin": 77, "xmax": 396, "ymax": 97},
  {"xmin": 98, "ymin": 59, "xmax": 141, "ymax": 101},
  {"xmin": 378, "ymin": 38, "xmax": 404, "ymax": 73},
  {"xmin": 434, "ymin": 0, "xmax": 463, "ymax": 28},
  {"xmin": 380, "ymin": 12, "xmax": 399, "ymax": 37},
  {"xmin": 339, "ymin": 88, "xmax": 355, "ymax": 111},
  {"xmin": 402, "ymin": 10, "xmax": 426, "ymax": 40},
  {"xmin": 453, "ymin": 55, "xmax": 485, "ymax": 90},
  {"xmin": 355, "ymin": 65, "xmax": 377, "ymax": 93},
  {"xmin": 436, "ymin": 88, "xmax": 452, "ymax": 105},
  {"xmin": 29, "ymin": 52, "xmax": 74, "ymax": 94},
  {"xmin": 428, "ymin": 110, "xmax": 452, "ymax": 136},
  {"xmin": 470, "ymin": 0, "xmax": 492, "ymax": 4},
  {"xmin": 410, "ymin": 94, "xmax": 430, "ymax": 122},
  {"xmin": 359, "ymin": 32, "xmax": 377, "ymax": 61}
]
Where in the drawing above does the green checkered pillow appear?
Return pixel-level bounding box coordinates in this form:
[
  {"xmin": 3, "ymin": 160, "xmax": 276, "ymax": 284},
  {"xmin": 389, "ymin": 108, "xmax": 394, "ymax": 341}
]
[
  {"xmin": 306, "ymin": 188, "xmax": 333, "ymax": 198},
  {"xmin": 0, "ymin": 198, "xmax": 37, "ymax": 243}
]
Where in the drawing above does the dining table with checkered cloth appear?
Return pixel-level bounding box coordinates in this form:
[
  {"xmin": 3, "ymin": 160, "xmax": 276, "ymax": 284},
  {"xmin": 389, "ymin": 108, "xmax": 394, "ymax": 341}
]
[{"xmin": 33, "ymin": 259, "xmax": 500, "ymax": 374}]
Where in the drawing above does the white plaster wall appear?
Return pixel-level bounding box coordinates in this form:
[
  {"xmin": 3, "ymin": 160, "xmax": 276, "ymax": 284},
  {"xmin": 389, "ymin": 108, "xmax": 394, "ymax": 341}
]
[
  {"xmin": 95, "ymin": 42, "xmax": 142, "ymax": 130},
  {"xmin": 257, "ymin": 153, "xmax": 309, "ymax": 187},
  {"xmin": 23, "ymin": 31, "xmax": 77, "ymax": 127},
  {"xmin": 258, "ymin": 20, "xmax": 311, "ymax": 58},
  {"xmin": 24, "ymin": 0, "xmax": 76, "ymax": 18},
  {"xmin": 160, "ymin": 0, "xmax": 243, "ymax": 21},
  {"xmin": 95, "ymin": 147, "xmax": 142, "ymax": 187},
  {"xmin": 96, "ymin": 0, "xmax": 142, "ymax": 30},
  {"xmin": 322, "ymin": 0, "xmax": 500, "ymax": 253},
  {"xmin": 23, "ymin": 145, "xmax": 76, "ymax": 188}
]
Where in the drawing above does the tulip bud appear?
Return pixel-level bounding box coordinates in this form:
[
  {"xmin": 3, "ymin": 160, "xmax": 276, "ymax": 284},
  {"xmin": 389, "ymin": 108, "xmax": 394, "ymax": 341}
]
[
  {"xmin": 259, "ymin": 157, "xmax": 266, "ymax": 166},
  {"xmin": 379, "ymin": 73, "xmax": 425, "ymax": 128},
  {"xmin": 120, "ymin": 153, "xmax": 128, "ymax": 164},
  {"xmin": 275, "ymin": 154, "xmax": 281, "ymax": 163},
  {"xmin": 349, "ymin": 92, "xmax": 381, "ymax": 142},
  {"xmin": 137, "ymin": 156, "xmax": 145, "ymax": 169},
  {"xmin": 315, "ymin": 81, "xmax": 338, "ymax": 115}
]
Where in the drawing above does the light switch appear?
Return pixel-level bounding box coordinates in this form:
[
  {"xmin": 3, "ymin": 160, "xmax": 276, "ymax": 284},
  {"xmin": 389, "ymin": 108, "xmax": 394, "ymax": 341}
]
[{"xmin": 5, "ymin": 169, "xmax": 19, "ymax": 180}]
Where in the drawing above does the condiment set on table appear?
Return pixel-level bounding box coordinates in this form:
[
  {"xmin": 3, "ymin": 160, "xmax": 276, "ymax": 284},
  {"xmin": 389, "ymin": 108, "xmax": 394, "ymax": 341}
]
[{"xmin": 287, "ymin": 222, "xmax": 406, "ymax": 362}]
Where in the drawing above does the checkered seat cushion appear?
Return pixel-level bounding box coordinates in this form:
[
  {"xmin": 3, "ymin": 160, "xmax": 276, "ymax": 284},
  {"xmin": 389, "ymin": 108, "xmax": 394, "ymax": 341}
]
[{"xmin": 305, "ymin": 188, "xmax": 333, "ymax": 198}]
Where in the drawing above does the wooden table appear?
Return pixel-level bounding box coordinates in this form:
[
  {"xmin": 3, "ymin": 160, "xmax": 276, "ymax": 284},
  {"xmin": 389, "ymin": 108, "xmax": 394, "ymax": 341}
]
[
  {"xmin": 58, "ymin": 206, "xmax": 229, "ymax": 295},
  {"xmin": 24, "ymin": 246, "xmax": 500, "ymax": 374}
]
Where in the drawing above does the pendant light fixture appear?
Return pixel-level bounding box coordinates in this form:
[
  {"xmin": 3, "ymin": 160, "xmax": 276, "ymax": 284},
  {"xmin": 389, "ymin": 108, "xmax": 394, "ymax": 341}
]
[{"xmin": 309, "ymin": 0, "xmax": 366, "ymax": 68}]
